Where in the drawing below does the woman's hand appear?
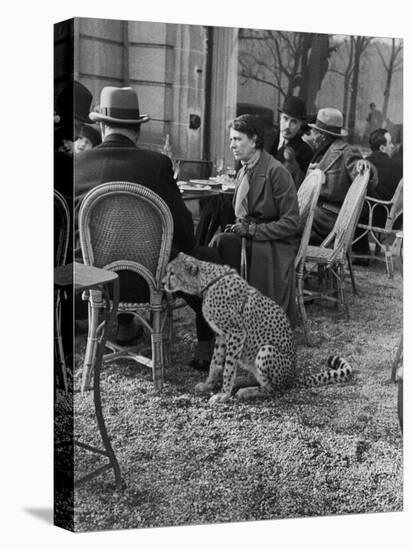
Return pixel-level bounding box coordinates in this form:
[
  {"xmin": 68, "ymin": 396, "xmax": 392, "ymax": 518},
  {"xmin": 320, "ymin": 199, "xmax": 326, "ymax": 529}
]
[
  {"xmin": 224, "ymin": 218, "xmax": 256, "ymax": 238},
  {"xmin": 231, "ymin": 221, "xmax": 249, "ymax": 237}
]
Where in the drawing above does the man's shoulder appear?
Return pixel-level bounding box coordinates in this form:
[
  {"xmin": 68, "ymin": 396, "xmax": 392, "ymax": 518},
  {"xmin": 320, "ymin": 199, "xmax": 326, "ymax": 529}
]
[
  {"xmin": 367, "ymin": 150, "xmax": 390, "ymax": 167},
  {"xmin": 77, "ymin": 144, "xmax": 169, "ymax": 166},
  {"xmin": 330, "ymin": 138, "xmax": 351, "ymax": 151},
  {"xmin": 263, "ymin": 150, "xmax": 296, "ymax": 183},
  {"xmin": 368, "ymin": 151, "xmax": 402, "ymax": 176}
]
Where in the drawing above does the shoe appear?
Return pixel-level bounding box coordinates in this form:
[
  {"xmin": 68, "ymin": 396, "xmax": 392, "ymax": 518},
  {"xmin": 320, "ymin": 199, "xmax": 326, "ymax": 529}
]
[{"xmin": 188, "ymin": 358, "xmax": 210, "ymax": 372}]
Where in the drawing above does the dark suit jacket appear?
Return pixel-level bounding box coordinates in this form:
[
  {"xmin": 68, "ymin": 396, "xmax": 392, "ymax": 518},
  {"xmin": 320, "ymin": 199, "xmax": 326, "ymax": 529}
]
[
  {"xmin": 264, "ymin": 128, "xmax": 313, "ymax": 187},
  {"xmin": 367, "ymin": 150, "xmax": 403, "ymax": 201},
  {"xmin": 74, "ymin": 134, "xmax": 195, "ymax": 301},
  {"xmin": 75, "ymin": 134, "xmax": 195, "ymax": 256}
]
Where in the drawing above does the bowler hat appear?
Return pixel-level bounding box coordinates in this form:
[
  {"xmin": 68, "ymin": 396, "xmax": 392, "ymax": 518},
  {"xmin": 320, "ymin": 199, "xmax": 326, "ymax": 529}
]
[
  {"xmin": 308, "ymin": 107, "xmax": 348, "ymax": 137},
  {"xmin": 89, "ymin": 87, "xmax": 150, "ymax": 125},
  {"xmin": 57, "ymin": 80, "xmax": 93, "ymax": 124},
  {"xmin": 279, "ymin": 96, "xmax": 307, "ymax": 120}
]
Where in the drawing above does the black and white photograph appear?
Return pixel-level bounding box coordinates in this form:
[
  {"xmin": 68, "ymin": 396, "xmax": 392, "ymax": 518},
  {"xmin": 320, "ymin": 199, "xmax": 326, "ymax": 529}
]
[
  {"xmin": 53, "ymin": 13, "xmax": 404, "ymax": 532},
  {"xmin": 3, "ymin": 0, "xmax": 412, "ymax": 548}
]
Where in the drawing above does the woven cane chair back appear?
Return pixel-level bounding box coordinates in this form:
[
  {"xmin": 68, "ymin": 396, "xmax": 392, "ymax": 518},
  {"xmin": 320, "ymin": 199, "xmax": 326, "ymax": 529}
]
[
  {"xmin": 54, "ymin": 190, "xmax": 70, "ymax": 267},
  {"xmin": 79, "ymin": 182, "xmax": 174, "ymax": 291},
  {"xmin": 295, "ymin": 169, "xmax": 324, "ymax": 268},
  {"xmin": 322, "ymin": 170, "xmax": 370, "ymax": 263}
]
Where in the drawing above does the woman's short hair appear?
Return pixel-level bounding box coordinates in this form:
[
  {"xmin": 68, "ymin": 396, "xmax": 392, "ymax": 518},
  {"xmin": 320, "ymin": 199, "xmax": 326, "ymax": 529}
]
[{"xmin": 229, "ymin": 114, "xmax": 264, "ymax": 149}]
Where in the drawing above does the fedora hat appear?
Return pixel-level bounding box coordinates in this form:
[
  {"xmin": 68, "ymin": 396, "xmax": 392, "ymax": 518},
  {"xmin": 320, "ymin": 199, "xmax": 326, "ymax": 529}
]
[
  {"xmin": 308, "ymin": 107, "xmax": 348, "ymax": 137},
  {"xmin": 57, "ymin": 80, "xmax": 93, "ymax": 124},
  {"xmin": 279, "ymin": 96, "xmax": 307, "ymax": 120},
  {"xmin": 89, "ymin": 86, "xmax": 150, "ymax": 125}
]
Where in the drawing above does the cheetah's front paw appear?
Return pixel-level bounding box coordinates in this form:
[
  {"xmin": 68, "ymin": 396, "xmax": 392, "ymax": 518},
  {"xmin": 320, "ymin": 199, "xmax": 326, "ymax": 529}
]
[
  {"xmin": 194, "ymin": 382, "xmax": 213, "ymax": 393},
  {"xmin": 208, "ymin": 392, "xmax": 231, "ymax": 405}
]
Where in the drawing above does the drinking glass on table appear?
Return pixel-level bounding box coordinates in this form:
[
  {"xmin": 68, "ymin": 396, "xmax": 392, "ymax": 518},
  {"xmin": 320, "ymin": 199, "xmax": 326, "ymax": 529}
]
[{"xmin": 216, "ymin": 157, "xmax": 224, "ymax": 176}]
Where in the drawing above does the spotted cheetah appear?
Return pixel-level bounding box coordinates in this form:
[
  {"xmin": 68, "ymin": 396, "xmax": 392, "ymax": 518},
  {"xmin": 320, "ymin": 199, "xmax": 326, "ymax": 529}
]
[{"xmin": 163, "ymin": 253, "xmax": 352, "ymax": 405}]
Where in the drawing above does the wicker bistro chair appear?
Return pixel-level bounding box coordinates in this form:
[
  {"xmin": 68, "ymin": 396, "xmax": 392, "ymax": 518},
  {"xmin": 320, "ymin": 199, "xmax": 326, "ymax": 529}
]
[
  {"xmin": 352, "ymin": 178, "xmax": 403, "ymax": 278},
  {"xmin": 54, "ymin": 190, "xmax": 71, "ymax": 391},
  {"xmin": 78, "ymin": 182, "xmax": 175, "ymax": 392},
  {"xmin": 295, "ymin": 169, "xmax": 324, "ymax": 344},
  {"xmin": 299, "ymin": 169, "xmax": 370, "ymax": 323}
]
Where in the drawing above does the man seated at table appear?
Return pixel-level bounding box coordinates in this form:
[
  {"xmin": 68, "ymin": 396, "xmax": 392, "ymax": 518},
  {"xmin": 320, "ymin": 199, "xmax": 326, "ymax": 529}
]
[
  {"xmin": 305, "ymin": 107, "xmax": 377, "ymax": 247},
  {"xmin": 75, "ymin": 86, "xmax": 196, "ymax": 344},
  {"xmin": 352, "ymin": 128, "xmax": 403, "ymax": 260},
  {"xmin": 264, "ymin": 96, "xmax": 313, "ymax": 189},
  {"xmin": 75, "ymin": 86, "xmax": 222, "ymax": 365},
  {"xmin": 367, "ymin": 128, "xmax": 402, "ymax": 201}
]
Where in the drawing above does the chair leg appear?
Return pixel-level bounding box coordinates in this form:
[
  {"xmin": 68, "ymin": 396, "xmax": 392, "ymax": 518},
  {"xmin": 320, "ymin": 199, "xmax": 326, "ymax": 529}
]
[
  {"xmin": 296, "ymin": 270, "xmax": 311, "ymax": 345},
  {"xmin": 337, "ymin": 264, "xmax": 348, "ymax": 318},
  {"xmin": 384, "ymin": 244, "xmax": 394, "ymax": 278},
  {"xmin": 54, "ymin": 295, "xmax": 68, "ymax": 391},
  {"xmin": 391, "ymin": 335, "xmax": 403, "ymax": 382},
  {"xmin": 347, "ymin": 253, "xmax": 357, "ymax": 295},
  {"xmin": 163, "ymin": 305, "xmax": 173, "ymax": 368},
  {"xmin": 151, "ymin": 308, "xmax": 164, "ymax": 391},
  {"xmin": 82, "ymin": 301, "xmax": 101, "ymax": 393}
]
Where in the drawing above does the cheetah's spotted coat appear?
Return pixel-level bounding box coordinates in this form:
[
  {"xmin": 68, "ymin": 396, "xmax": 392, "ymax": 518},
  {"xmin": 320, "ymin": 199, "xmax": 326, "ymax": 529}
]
[{"xmin": 163, "ymin": 253, "xmax": 352, "ymax": 404}]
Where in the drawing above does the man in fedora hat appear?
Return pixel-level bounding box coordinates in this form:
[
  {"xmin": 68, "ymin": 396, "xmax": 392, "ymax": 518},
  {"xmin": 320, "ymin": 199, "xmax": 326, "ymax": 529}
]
[
  {"xmin": 265, "ymin": 95, "xmax": 313, "ymax": 189},
  {"xmin": 306, "ymin": 107, "xmax": 377, "ymax": 245},
  {"xmin": 74, "ymin": 86, "xmax": 196, "ymax": 344}
]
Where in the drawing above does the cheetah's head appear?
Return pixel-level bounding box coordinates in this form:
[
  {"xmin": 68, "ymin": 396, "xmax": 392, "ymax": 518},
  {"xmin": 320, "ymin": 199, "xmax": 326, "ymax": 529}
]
[{"xmin": 162, "ymin": 253, "xmax": 203, "ymax": 295}]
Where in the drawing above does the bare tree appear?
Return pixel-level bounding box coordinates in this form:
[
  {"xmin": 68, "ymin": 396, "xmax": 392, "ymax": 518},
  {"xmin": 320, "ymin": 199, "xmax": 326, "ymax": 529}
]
[
  {"xmin": 375, "ymin": 38, "xmax": 403, "ymax": 121},
  {"xmin": 238, "ymin": 30, "xmax": 332, "ymax": 113},
  {"xmin": 299, "ymin": 34, "xmax": 332, "ymax": 114},
  {"xmin": 328, "ymin": 38, "xmax": 355, "ymax": 122},
  {"xmin": 347, "ymin": 36, "xmax": 373, "ymax": 142}
]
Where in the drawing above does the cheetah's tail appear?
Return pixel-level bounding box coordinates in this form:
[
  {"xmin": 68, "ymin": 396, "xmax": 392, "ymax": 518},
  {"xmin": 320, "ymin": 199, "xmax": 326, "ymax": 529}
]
[{"xmin": 298, "ymin": 355, "xmax": 353, "ymax": 388}]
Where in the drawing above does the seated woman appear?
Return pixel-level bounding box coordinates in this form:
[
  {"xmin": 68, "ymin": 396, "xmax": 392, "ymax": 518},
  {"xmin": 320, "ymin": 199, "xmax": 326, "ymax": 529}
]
[{"xmin": 211, "ymin": 114, "xmax": 300, "ymax": 328}]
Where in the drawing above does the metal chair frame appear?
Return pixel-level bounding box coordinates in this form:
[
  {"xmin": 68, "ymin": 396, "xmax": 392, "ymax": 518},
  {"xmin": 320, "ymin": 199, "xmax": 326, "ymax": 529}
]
[
  {"xmin": 352, "ymin": 178, "xmax": 403, "ymax": 278},
  {"xmin": 299, "ymin": 169, "xmax": 370, "ymax": 325},
  {"xmin": 54, "ymin": 190, "xmax": 70, "ymax": 391},
  {"xmin": 295, "ymin": 169, "xmax": 324, "ymax": 344},
  {"xmin": 79, "ymin": 182, "xmax": 175, "ymax": 392}
]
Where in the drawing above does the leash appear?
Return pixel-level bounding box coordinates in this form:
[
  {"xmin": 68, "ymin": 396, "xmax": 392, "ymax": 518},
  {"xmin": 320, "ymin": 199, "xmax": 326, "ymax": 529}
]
[{"xmin": 240, "ymin": 237, "xmax": 248, "ymax": 281}]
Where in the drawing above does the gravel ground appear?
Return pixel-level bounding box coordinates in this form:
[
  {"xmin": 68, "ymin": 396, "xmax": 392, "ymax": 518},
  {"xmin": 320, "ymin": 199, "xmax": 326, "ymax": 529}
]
[{"xmin": 57, "ymin": 262, "xmax": 403, "ymax": 532}]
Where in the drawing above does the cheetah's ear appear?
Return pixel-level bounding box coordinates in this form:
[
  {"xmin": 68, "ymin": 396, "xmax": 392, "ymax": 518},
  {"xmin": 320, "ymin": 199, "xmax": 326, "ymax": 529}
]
[{"xmin": 183, "ymin": 256, "xmax": 199, "ymax": 276}]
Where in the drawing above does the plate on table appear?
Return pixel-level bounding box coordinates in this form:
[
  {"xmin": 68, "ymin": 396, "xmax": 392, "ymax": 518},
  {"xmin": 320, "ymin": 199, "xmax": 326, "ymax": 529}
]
[
  {"xmin": 222, "ymin": 183, "xmax": 236, "ymax": 191},
  {"xmin": 209, "ymin": 175, "xmax": 236, "ymax": 187},
  {"xmin": 178, "ymin": 182, "xmax": 213, "ymax": 192},
  {"xmin": 188, "ymin": 179, "xmax": 212, "ymax": 186},
  {"xmin": 207, "ymin": 177, "xmax": 224, "ymax": 187}
]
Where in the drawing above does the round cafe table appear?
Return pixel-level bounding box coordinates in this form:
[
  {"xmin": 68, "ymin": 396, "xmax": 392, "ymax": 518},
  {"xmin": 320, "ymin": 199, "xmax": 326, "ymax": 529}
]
[
  {"xmin": 54, "ymin": 262, "xmax": 124, "ymax": 490},
  {"xmin": 180, "ymin": 181, "xmax": 235, "ymax": 246}
]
